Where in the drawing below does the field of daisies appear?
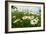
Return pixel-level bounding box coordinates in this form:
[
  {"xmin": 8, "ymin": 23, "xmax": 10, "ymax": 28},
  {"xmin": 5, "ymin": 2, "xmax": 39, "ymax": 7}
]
[{"xmin": 11, "ymin": 6, "xmax": 41, "ymax": 28}]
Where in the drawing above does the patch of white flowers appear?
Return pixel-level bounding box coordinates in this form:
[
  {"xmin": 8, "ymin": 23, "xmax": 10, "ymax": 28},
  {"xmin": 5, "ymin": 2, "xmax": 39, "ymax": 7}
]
[
  {"xmin": 22, "ymin": 16, "xmax": 34, "ymax": 20},
  {"xmin": 13, "ymin": 15, "xmax": 39, "ymax": 25},
  {"xmin": 30, "ymin": 17, "xmax": 39, "ymax": 25}
]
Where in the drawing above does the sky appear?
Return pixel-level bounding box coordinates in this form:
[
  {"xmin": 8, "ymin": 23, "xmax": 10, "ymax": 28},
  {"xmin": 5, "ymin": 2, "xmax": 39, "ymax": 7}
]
[{"xmin": 12, "ymin": 5, "xmax": 41, "ymax": 13}]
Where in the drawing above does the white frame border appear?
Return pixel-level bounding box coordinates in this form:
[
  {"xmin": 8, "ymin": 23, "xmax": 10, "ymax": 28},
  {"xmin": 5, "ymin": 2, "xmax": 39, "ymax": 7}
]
[{"xmin": 8, "ymin": 2, "xmax": 44, "ymax": 32}]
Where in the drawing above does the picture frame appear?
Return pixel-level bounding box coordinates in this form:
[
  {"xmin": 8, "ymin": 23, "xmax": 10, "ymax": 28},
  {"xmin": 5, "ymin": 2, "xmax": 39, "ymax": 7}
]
[{"xmin": 5, "ymin": 1, "xmax": 45, "ymax": 33}]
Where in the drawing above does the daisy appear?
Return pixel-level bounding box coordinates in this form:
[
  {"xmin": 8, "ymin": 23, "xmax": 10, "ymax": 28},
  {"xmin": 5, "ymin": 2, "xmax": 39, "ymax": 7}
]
[
  {"xmin": 22, "ymin": 16, "xmax": 34, "ymax": 20},
  {"xmin": 22, "ymin": 16, "xmax": 27, "ymax": 20},
  {"xmin": 30, "ymin": 17, "xmax": 39, "ymax": 25}
]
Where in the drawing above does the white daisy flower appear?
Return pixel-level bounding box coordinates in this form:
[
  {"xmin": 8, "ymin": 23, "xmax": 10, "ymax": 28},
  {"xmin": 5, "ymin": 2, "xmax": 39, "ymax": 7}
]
[
  {"xmin": 22, "ymin": 16, "xmax": 27, "ymax": 20},
  {"xmin": 30, "ymin": 17, "xmax": 39, "ymax": 25},
  {"xmin": 13, "ymin": 19, "xmax": 20, "ymax": 23},
  {"xmin": 30, "ymin": 19, "xmax": 37, "ymax": 25},
  {"xmin": 22, "ymin": 16, "xmax": 34, "ymax": 20}
]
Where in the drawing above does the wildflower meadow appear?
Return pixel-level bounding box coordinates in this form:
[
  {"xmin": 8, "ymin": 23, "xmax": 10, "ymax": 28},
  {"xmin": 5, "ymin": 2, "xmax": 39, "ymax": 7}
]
[{"xmin": 11, "ymin": 6, "xmax": 41, "ymax": 28}]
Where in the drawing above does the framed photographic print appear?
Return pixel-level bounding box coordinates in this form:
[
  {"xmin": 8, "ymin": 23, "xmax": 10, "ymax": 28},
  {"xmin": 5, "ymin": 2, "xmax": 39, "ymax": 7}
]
[{"xmin": 5, "ymin": 1, "xmax": 45, "ymax": 33}]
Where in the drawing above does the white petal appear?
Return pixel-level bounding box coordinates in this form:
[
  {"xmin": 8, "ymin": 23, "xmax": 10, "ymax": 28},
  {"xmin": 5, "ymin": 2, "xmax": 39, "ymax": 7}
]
[{"xmin": 30, "ymin": 19, "xmax": 38, "ymax": 25}]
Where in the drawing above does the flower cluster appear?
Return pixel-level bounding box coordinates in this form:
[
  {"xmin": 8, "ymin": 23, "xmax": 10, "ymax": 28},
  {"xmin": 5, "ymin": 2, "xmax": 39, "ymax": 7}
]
[
  {"xmin": 30, "ymin": 17, "xmax": 39, "ymax": 25},
  {"xmin": 22, "ymin": 16, "xmax": 34, "ymax": 20},
  {"xmin": 13, "ymin": 16, "xmax": 39, "ymax": 25}
]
